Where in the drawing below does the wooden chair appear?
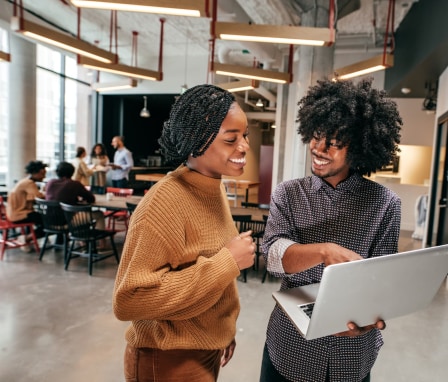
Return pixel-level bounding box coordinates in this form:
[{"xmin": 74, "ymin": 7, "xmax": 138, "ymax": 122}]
[
  {"xmin": 126, "ymin": 201, "xmax": 138, "ymax": 215},
  {"xmin": 0, "ymin": 196, "xmax": 40, "ymax": 260},
  {"xmin": 232, "ymin": 214, "xmax": 268, "ymax": 283},
  {"xmin": 35, "ymin": 198, "xmax": 69, "ymax": 262},
  {"xmin": 232, "ymin": 214, "xmax": 253, "ymax": 283},
  {"xmin": 244, "ymin": 219, "xmax": 267, "ymax": 271},
  {"xmin": 60, "ymin": 203, "xmax": 119, "ymax": 275},
  {"xmin": 104, "ymin": 187, "xmax": 134, "ymax": 231}
]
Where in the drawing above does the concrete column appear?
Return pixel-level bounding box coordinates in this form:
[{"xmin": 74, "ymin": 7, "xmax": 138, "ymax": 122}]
[
  {"xmin": 7, "ymin": 34, "xmax": 36, "ymax": 187},
  {"xmin": 273, "ymin": 1, "xmax": 335, "ymax": 186}
]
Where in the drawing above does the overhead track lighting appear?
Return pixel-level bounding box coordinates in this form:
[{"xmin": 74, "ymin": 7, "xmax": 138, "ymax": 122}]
[
  {"xmin": 0, "ymin": 51, "xmax": 10, "ymax": 62},
  {"xmin": 333, "ymin": 54, "xmax": 394, "ymax": 80},
  {"xmin": 209, "ymin": 0, "xmax": 301, "ymax": 85},
  {"xmin": 91, "ymin": 78, "xmax": 138, "ymax": 92},
  {"xmin": 256, "ymin": 98, "xmax": 264, "ymax": 107},
  {"xmin": 78, "ymin": 56, "xmax": 162, "ymax": 80},
  {"xmin": 214, "ymin": 22, "xmax": 334, "ymax": 47},
  {"xmin": 69, "ymin": 0, "xmax": 210, "ymax": 17},
  {"xmin": 10, "ymin": 17, "xmax": 117, "ymax": 64},
  {"xmin": 333, "ymin": 0, "xmax": 395, "ymax": 80},
  {"xmin": 213, "ymin": 62, "xmax": 292, "ymax": 84},
  {"xmin": 78, "ymin": 18, "xmax": 165, "ymax": 82},
  {"xmin": 216, "ymin": 79, "xmax": 260, "ymax": 93}
]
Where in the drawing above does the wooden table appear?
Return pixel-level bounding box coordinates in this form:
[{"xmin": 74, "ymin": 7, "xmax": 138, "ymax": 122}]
[
  {"xmin": 135, "ymin": 175, "xmax": 260, "ymax": 204},
  {"xmin": 234, "ymin": 180, "xmax": 261, "ymax": 203},
  {"xmin": 135, "ymin": 173, "xmax": 167, "ymax": 182},
  {"xmin": 93, "ymin": 194, "xmax": 143, "ymax": 211}
]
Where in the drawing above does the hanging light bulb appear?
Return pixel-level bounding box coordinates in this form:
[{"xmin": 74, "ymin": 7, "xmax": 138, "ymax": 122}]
[
  {"xmin": 256, "ymin": 98, "xmax": 264, "ymax": 107},
  {"xmin": 140, "ymin": 95, "xmax": 150, "ymax": 118}
]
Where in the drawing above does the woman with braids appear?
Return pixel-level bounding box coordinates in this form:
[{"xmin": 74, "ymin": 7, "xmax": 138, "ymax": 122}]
[
  {"xmin": 260, "ymin": 78, "xmax": 402, "ymax": 382},
  {"xmin": 113, "ymin": 84, "xmax": 255, "ymax": 381}
]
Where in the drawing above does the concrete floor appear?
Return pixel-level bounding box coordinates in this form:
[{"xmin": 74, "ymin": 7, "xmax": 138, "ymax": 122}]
[{"xmin": 1, "ymin": 231, "xmax": 447, "ymax": 381}]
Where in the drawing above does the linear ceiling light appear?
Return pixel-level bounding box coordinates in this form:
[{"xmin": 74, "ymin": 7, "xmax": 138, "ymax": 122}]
[
  {"xmin": 0, "ymin": 51, "xmax": 10, "ymax": 62},
  {"xmin": 91, "ymin": 78, "xmax": 138, "ymax": 92},
  {"xmin": 70, "ymin": 0, "xmax": 209, "ymax": 17},
  {"xmin": 333, "ymin": 0, "xmax": 395, "ymax": 80},
  {"xmin": 78, "ymin": 56, "xmax": 162, "ymax": 81},
  {"xmin": 216, "ymin": 79, "xmax": 260, "ymax": 92},
  {"xmin": 214, "ymin": 22, "xmax": 334, "ymax": 46},
  {"xmin": 333, "ymin": 54, "xmax": 394, "ymax": 80},
  {"xmin": 10, "ymin": 17, "xmax": 117, "ymax": 64},
  {"xmin": 213, "ymin": 62, "xmax": 291, "ymax": 84}
]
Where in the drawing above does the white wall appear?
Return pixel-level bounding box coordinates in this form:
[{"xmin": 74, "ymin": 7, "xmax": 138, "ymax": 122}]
[{"xmin": 393, "ymin": 98, "xmax": 436, "ymax": 146}]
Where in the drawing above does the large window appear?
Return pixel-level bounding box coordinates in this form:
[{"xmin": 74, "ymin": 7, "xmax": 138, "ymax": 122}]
[
  {"xmin": 1, "ymin": 41, "xmax": 91, "ymax": 184},
  {"xmin": 36, "ymin": 45, "xmax": 79, "ymax": 171}
]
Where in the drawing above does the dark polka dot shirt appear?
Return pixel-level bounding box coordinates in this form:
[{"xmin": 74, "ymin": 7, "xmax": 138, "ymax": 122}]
[{"xmin": 262, "ymin": 173, "xmax": 401, "ymax": 382}]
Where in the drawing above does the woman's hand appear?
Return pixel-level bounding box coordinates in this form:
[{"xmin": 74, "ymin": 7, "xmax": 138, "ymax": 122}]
[
  {"xmin": 226, "ymin": 231, "xmax": 255, "ymax": 270},
  {"xmin": 221, "ymin": 338, "xmax": 236, "ymax": 367},
  {"xmin": 334, "ymin": 319, "xmax": 386, "ymax": 337}
]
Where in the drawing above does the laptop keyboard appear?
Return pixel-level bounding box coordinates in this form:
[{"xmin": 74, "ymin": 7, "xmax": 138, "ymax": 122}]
[{"xmin": 299, "ymin": 302, "xmax": 315, "ymax": 318}]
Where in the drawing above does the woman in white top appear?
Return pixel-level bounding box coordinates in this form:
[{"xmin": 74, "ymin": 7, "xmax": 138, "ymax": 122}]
[
  {"xmin": 90, "ymin": 143, "xmax": 110, "ymax": 168},
  {"xmin": 89, "ymin": 143, "xmax": 110, "ymax": 192}
]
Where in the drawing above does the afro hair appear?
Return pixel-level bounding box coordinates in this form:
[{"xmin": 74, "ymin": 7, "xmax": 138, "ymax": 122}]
[{"xmin": 297, "ymin": 78, "xmax": 402, "ymax": 176}]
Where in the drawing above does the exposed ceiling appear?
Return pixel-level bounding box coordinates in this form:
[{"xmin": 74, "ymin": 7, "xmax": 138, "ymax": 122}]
[{"xmin": 0, "ymin": 0, "xmax": 437, "ymax": 104}]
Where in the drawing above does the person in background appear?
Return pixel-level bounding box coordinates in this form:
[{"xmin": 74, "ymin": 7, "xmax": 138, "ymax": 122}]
[
  {"xmin": 113, "ymin": 84, "xmax": 256, "ymax": 381},
  {"xmin": 6, "ymin": 160, "xmax": 47, "ymax": 251},
  {"xmin": 110, "ymin": 136, "xmax": 133, "ymax": 188},
  {"xmin": 46, "ymin": 161, "xmax": 107, "ymax": 246},
  {"xmin": 72, "ymin": 146, "xmax": 95, "ymax": 187},
  {"xmin": 46, "ymin": 161, "xmax": 95, "ymax": 205},
  {"xmin": 89, "ymin": 143, "xmax": 110, "ymax": 167},
  {"xmin": 260, "ymin": 78, "xmax": 403, "ymax": 382},
  {"xmin": 89, "ymin": 143, "xmax": 109, "ymax": 194}
]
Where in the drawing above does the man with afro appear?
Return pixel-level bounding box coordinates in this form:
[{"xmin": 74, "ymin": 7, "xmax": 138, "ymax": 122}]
[{"xmin": 261, "ymin": 78, "xmax": 403, "ymax": 382}]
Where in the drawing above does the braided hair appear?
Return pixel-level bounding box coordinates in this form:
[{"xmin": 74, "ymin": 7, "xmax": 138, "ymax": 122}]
[
  {"xmin": 158, "ymin": 84, "xmax": 235, "ymax": 167},
  {"xmin": 297, "ymin": 78, "xmax": 402, "ymax": 176}
]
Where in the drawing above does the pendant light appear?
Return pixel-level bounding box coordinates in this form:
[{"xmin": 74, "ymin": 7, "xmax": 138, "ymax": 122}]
[{"xmin": 140, "ymin": 96, "xmax": 150, "ymax": 118}]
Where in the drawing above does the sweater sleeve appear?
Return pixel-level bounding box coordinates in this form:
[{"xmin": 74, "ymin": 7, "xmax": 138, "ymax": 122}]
[
  {"xmin": 113, "ymin": 185, "xmax": 240, "ymax": 322},
  {"xmin": 79, "ymin": 160, "xmax": 94, "ymax": 178}
]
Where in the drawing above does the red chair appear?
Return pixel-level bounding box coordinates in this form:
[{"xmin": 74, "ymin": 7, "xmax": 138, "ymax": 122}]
[
  {"xmin": 104, "ymin": 187, "xmax": 134, "ymax": 231},
  {"xmin": 0, "ymin": 196, "xmax": 40, "ymax": 260}
]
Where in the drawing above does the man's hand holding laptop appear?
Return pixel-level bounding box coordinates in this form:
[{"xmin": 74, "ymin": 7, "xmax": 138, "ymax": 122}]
[
  {"xmin": 335, "ymin": 319, "xmax": 386, "ymax": 338},
  {"xmin": 321, "ymin": 243, "xmax": 387, "ymax": 338}
]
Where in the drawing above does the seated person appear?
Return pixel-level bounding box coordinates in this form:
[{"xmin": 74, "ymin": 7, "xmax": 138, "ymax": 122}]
[
  {"xmin": 46, "ymin": 162, "xmax": 107, "ymax": 236},
  {"xmin": 6, "ymin": 160, "xmax": 47, "ymax": 250}
]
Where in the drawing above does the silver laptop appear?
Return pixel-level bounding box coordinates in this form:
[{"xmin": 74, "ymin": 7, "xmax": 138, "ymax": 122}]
[{"xmin": 272, "ymin": 245, "xmax": 448, "ymax": 340}]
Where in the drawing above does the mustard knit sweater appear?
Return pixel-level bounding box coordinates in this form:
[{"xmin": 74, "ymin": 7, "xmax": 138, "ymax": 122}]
[{"xmin": 113, "ymin": 165, "xmax": 241, "ymax": 350}]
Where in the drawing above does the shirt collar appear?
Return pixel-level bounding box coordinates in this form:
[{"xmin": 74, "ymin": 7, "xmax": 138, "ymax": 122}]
[{"xmin": 311, "ymin": 171, "xmax": 364, "ymax": 194}]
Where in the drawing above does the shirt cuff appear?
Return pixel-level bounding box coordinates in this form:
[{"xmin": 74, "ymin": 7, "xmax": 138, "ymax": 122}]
[{"xmin": 267, "ymin": 238, "xmax": 296, "ymax": 275}]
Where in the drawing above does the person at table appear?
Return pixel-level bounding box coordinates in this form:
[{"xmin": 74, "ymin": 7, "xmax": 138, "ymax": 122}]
[
  {"xmin": 113, "ymin": 84, "xmax": 256, "ymax": 381},
  {"xmin": 46, "ymin": 161, "xmax": 106, "ymax": 231},
  {"xmin": 110, "ymin": 136, "xmax": 133, "ymax": 188},
  {"xmin": 6, "ymin": 160, "xmax": 47, "ymax": 251},
  {"xmin": 72, "ymin": 146, "xmax": 95, "ymax": 187}
]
